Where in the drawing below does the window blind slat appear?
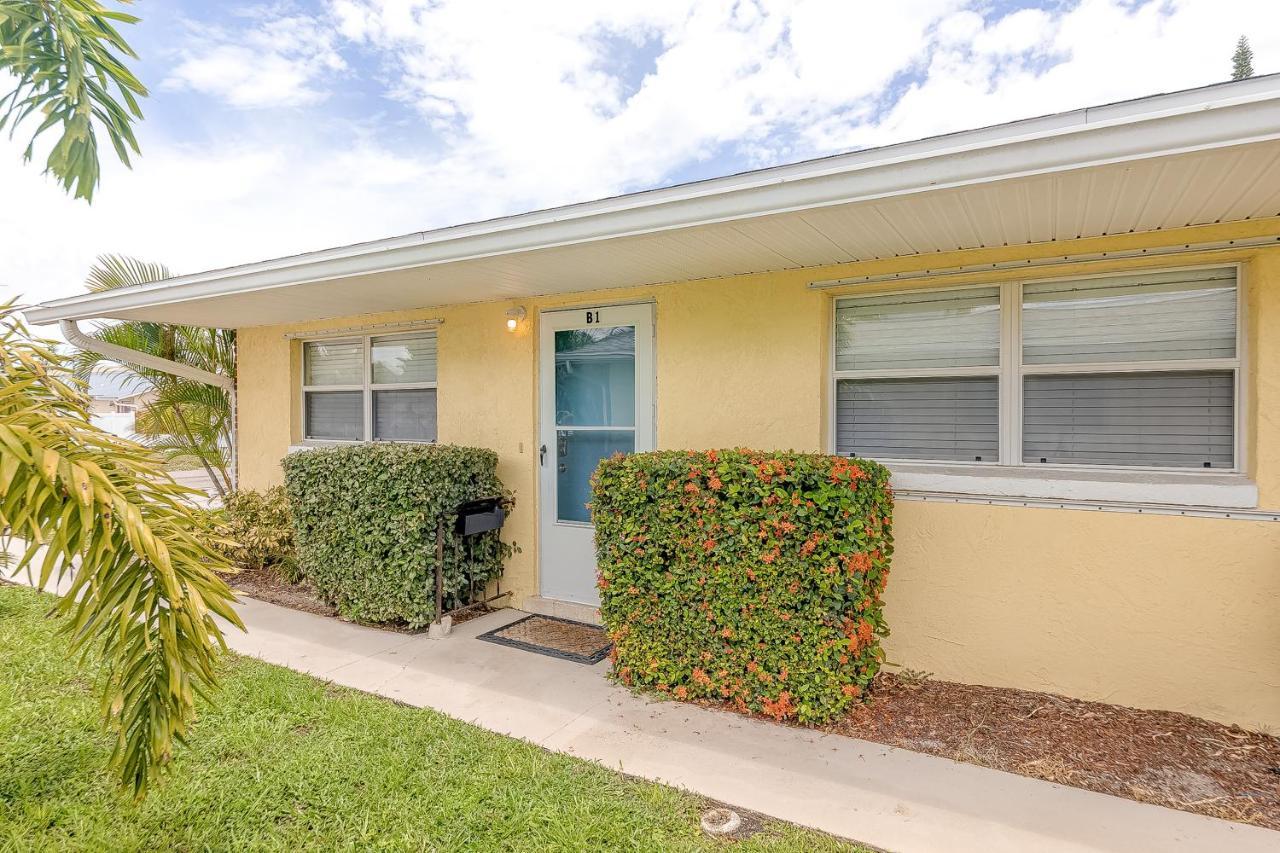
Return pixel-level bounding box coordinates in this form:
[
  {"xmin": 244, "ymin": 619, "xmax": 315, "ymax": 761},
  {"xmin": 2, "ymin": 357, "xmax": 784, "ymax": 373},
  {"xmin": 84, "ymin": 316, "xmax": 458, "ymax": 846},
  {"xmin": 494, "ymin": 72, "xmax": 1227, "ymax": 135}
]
[
  {"xmin": 1022, "ymin": 268, "xmax": 1237, "ymax": 365},
  {"xmin": 1022, "ymin": 371, "xmax": 1234, "ymax": 468},
  {"xmin": 371, "ymin": 332, "xmax": 438, "ymax": 384},
  {"xmin": 835, "ymin": 287, "xmax": 1000, "ymax": 370},
  {"xmin": 305, "ymin": 391, "xmax": 363, "ymax": 440},
  {"xmin": 836, "ymin": 377, "xmax": 999, "ymax": 461},
  {"xmin": 373, "ymin": 389, "xmax": 438, "ymax": 441},
  {"xmin": 304, "ymin": 340, "xmax": 363, "ymax": 386}
]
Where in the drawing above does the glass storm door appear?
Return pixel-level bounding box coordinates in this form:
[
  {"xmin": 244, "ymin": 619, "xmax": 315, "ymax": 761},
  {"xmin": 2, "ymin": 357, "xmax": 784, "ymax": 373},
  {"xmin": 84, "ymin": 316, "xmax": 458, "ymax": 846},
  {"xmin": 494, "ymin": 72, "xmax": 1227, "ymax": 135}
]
[{"xmin": 538, "ymin": 304, "xmax": 655, "ymax": 605}]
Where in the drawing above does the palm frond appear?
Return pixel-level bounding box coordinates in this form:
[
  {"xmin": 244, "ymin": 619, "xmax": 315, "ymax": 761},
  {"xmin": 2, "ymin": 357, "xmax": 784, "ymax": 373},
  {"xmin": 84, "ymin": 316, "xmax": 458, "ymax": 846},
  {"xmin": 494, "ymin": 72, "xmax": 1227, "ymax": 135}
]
[
  {"xmin": 0, "ymin": 1, "xmax": 148, "ymax": 202},
  {"xmin": 84, "ymin": 253, "xmax": 173, "ymax": 292},
  {"xmin": 0, "ymin": 301, "xmax": 242, "ymax": 798}
]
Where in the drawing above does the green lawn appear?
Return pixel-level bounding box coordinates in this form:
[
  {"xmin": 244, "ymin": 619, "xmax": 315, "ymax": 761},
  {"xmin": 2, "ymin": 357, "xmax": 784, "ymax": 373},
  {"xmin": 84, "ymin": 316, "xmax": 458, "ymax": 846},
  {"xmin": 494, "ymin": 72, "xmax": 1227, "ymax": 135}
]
[{"xmin": 0, "ymin": 584, "xmax": 860, "ymax": 852}]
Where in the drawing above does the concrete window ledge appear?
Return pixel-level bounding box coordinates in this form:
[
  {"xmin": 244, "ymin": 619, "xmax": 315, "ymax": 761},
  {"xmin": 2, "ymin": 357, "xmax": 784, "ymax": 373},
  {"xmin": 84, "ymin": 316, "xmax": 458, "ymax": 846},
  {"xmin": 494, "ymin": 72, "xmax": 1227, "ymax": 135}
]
[{"xmin": 888, "ymin": 463, "xmax": 1258, "ymax": 509}]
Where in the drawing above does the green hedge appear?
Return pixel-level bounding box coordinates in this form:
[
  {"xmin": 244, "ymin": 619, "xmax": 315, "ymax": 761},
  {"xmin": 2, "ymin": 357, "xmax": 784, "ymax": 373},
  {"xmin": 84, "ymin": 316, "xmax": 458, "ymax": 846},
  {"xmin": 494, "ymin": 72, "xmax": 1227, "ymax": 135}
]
[
  {"xmin": 592, "ymin": 449, "xmax": 893, "ymax": 723},
  {"xmin": 282, "ymin": 443, "xmax": 513, "ymax": 627}
]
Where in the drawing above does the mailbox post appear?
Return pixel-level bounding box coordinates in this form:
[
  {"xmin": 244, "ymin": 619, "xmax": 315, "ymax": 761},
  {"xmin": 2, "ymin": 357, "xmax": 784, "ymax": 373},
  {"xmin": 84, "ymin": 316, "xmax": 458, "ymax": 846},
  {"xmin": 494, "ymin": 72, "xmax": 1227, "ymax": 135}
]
[{"xmin": 428, "ymin": 496, "xmax": 507, "ymax": 639}]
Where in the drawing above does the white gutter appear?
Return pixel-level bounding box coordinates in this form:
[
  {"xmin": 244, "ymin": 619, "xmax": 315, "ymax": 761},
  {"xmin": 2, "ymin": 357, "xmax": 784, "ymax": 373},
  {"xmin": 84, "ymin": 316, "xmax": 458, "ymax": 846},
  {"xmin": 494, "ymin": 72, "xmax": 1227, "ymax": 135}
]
[
  {"xmin": 60, "ymin": 320, "xmax": 232, "ymax": 391},
  {"xmin": 23, "ymin": 74, "xmax": 1280, "ymax": 326},
  {"xmin": 61, "ymin": 319, "xmax": 237, "ymax": 490}
]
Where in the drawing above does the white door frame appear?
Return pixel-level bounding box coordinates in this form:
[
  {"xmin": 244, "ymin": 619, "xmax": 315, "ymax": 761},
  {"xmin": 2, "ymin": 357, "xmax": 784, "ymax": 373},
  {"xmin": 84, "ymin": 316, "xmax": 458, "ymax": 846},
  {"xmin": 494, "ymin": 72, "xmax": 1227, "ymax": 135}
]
[{"xmin": 537, "ymin": 302, "xmax": 655, "ymax": 605}]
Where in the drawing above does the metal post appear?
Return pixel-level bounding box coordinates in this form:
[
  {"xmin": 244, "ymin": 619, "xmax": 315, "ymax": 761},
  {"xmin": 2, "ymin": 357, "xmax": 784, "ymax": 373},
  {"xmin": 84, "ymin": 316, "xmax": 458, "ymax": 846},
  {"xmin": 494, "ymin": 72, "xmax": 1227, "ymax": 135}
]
[
  {"xmin": 435, "ymin": 515, "xmax": 444, "ymax": 624},
  {"xmin": 429, "ymin": 515, "xmax": 451, "ymax": 639}
]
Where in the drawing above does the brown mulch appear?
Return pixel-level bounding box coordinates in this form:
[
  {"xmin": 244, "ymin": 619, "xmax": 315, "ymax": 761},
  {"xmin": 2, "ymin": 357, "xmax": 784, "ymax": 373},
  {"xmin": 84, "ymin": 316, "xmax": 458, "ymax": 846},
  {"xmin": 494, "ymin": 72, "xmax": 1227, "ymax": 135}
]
[
  {"xmin": 222, "ymin": 564, "xmax": 495, "ymax": 629},
  {"xmin": 224, "ymin": 564, "xmax": 337, "ymax": 618},
  {"xmin": 825, "ymin": 672, "xmax": 1280, "ymax": 829}
]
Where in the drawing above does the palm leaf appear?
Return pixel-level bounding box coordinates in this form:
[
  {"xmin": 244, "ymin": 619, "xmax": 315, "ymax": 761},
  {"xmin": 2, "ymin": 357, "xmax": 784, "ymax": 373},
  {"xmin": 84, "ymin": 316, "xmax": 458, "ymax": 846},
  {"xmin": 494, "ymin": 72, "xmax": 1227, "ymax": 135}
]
[
  {"xmin": 0, "ymin": 301, "xmax": 242, "ymax": 798},
  {"xmin": 0, "ymin": 1, "xmax": 148, "ymax": 202}
]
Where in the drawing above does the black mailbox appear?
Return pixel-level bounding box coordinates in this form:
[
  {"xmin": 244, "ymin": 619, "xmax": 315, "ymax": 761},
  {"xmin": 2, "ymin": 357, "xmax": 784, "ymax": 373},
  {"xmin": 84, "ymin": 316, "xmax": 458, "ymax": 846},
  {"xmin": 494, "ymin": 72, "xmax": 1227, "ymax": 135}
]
[{"xmin": 455, "ymin": 497, "xmax": 505, "ymax": 536}]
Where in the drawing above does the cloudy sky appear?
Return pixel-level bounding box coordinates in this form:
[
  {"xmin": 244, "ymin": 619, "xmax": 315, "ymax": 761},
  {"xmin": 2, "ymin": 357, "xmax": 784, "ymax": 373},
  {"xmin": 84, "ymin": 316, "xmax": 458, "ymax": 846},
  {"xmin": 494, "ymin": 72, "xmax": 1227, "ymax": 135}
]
[{"xmin": 1, "ymin": 0, "xmax": 1276, "ymax": 317}]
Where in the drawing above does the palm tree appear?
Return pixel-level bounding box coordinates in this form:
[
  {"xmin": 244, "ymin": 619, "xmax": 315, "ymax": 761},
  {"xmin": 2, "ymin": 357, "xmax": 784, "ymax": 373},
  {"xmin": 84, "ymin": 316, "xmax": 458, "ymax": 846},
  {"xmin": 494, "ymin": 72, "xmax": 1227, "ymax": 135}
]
[
  {"xmin": 1, "ymin": 302, "xmax": 242, "ymax": 797},
  {"xmin": 69, "ymin": 255, "xmax": 235, "ymax": 498},
  {"xmin": 0, "ymin": 0, "xmax": 147, "ymax": 201}
]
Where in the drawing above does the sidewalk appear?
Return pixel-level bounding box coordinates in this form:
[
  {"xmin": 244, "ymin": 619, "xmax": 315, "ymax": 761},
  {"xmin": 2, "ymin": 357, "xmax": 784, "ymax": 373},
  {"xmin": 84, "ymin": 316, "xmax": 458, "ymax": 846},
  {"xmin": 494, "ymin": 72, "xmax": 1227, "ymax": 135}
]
[{"xmin": 217, "ymin": 593, "xmax": 1274, "ymax": 853}]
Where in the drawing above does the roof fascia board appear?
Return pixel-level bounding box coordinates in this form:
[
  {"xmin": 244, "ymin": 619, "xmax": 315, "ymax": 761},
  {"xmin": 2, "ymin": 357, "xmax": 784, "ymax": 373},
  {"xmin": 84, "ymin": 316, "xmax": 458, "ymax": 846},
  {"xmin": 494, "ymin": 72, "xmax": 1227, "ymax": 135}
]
[{"xmin": 25, "ymin": 78, "xmax": 1280, "ymax": 326}]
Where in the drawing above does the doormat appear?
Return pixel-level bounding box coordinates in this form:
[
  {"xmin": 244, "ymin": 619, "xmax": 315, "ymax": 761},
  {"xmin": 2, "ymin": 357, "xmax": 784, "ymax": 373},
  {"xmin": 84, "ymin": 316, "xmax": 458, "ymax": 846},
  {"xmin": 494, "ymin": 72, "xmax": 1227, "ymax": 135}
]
[{"xmin": 477, "ymin": 614, "xmax": 611, "ymax": 664}]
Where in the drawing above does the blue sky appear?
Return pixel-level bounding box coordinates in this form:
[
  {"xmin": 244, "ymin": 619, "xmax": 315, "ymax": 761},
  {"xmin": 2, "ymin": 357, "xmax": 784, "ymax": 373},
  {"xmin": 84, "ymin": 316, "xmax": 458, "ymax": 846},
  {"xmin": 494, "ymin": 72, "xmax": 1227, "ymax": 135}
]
[{"xmin": 1, "ymin": 0, "xmax": 1276, "ymax": 312}]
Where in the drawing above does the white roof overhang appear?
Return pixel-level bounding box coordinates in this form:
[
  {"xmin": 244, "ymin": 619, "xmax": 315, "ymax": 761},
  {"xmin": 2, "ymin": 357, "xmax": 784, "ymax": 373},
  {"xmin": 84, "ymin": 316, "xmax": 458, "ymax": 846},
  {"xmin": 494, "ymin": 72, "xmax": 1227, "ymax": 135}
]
[{"xmin": 25, "ymin": 74, "xmax": 1280, "ymax": 329}]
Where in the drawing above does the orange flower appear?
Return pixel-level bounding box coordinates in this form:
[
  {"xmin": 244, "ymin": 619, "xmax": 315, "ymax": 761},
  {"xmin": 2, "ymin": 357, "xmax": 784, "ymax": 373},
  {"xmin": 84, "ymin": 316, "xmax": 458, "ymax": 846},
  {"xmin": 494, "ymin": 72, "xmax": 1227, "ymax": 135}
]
[
  {"xmin": 709, "ymin": 476, "xmax": 723, "ymax": 490},
  {"xmin": 845, "ymin": 552, "xmax": 872, "ymax": 574},
  {"xmin": 759, "ymin": 691, "xmax": 796, "ymax": 720}
]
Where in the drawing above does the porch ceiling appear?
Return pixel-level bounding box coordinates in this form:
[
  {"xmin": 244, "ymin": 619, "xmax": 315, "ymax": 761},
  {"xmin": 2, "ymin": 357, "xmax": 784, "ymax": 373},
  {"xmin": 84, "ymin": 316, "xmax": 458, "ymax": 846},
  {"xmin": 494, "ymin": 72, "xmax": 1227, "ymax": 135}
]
[{"xmin": 25, "ymin": 75, "xmax": 1280, "ymax": 330}]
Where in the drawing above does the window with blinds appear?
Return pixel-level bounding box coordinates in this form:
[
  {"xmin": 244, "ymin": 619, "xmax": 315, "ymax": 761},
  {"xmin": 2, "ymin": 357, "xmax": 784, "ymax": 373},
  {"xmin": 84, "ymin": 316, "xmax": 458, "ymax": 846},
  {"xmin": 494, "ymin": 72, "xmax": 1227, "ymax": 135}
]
[
  {"xmin": 1021, "ymin": 268, "xmax": 1237, "ymax": 469},
  {"xmin": 834, "ymin": 288, "xmax": 1001, "ymax": 462},
  {"xmin": 833, "ymin": 266, "xmax": 1240, "ymax": 470},
  {"xmin": 302, "ymin": 330, "xmax": 438, "ymax": 442}
]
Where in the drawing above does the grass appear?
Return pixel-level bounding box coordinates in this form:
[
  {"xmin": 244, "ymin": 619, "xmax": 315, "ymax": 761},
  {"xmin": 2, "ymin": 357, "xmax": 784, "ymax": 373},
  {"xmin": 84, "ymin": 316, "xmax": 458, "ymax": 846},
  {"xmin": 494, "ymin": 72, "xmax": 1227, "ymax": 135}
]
[{"xmin": 0, "ymin": 584, "xmax": 860, "ymax": 852}]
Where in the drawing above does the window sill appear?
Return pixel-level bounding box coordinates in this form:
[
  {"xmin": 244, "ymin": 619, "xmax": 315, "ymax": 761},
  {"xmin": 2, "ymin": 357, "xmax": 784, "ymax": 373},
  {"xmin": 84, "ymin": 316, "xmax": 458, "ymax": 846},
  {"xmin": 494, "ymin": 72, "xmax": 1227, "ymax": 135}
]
[{"xmin": 887, "ymin": 463, "xmax": 1257, "ymax": 509}]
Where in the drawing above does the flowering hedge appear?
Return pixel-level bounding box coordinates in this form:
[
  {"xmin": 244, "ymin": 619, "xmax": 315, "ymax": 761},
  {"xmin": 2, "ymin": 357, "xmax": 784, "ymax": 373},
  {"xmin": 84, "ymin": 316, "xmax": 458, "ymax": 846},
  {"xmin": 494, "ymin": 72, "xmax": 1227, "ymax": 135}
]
[{"xmin": 592, "ymin": 449, "xmax": 893, "ymax": 724}]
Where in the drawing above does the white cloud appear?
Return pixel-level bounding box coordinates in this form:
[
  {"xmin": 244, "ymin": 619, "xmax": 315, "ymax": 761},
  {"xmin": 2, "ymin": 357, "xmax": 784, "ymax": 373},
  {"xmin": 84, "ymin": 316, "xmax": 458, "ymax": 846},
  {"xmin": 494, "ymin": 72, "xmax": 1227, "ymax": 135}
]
[
  {"xmin": 2, "ymin": 0, "xmax": 1278, "ymax": 323},
  {"xmin": 163, "ymin": 10, "xmax": 347, "ymax": 108}
]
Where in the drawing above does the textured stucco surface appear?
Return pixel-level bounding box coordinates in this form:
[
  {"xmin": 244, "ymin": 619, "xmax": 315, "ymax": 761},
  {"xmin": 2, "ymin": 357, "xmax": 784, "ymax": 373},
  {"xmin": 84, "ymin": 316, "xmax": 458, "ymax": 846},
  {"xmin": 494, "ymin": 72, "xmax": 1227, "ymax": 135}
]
[{"xmin": 236, "ymin": 219, "xmax": 1280, "ymax": 728}]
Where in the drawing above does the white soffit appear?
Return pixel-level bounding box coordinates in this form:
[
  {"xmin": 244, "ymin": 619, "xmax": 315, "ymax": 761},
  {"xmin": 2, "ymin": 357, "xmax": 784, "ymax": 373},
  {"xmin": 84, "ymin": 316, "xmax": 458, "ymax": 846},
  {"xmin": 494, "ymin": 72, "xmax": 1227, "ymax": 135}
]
[{"xmin": 25, "ymin": 75, "xmax": 1280, "ymax": 329}]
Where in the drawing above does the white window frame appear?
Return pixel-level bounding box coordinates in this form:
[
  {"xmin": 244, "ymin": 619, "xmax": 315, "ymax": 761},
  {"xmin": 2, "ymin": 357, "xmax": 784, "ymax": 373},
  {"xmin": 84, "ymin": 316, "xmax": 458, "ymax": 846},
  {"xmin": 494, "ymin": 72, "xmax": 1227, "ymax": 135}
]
[
  {"xmin": 830, "ymin": 263, "xmax": 1246, "ymax": 475},
  {"xmin": 300, "ymin": 329, "xmax": 439, "ymax": 444}
]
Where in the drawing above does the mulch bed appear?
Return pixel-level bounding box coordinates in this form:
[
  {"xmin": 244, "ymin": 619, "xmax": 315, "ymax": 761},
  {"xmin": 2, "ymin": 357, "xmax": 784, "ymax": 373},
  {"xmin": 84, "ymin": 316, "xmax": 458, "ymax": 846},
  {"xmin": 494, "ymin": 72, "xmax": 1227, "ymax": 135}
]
[
  {"xmin": 223, "ymin": 564, "xmax": 493, "ymax": 629},
  {"xmin": 824, "ymin": 672, "xmax": 1280, "ymax": 829},
  {"xmin": 226, "ymin": 564, "xmax": 337, "ymax": 618}
]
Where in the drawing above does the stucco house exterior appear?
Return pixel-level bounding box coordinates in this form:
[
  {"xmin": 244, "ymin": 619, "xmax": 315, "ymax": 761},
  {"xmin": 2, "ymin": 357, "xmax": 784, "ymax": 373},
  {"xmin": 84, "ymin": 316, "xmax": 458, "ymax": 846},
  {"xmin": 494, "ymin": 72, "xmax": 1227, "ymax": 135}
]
[{"xmin": 28, "ymin": 75, "xmax": 1280, "ymax": 731}]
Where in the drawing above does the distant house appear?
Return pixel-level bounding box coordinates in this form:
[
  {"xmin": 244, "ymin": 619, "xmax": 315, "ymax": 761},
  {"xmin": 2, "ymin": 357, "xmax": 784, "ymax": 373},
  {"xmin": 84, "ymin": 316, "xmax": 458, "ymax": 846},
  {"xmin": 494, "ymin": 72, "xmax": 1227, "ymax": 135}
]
[
  {"xmin": 86, "ymin": 368, "xmax": 154, "ymax": 435},
  {"xmin": 26, "ymin": 75, "xmax": 1280, "ymax": 732}
]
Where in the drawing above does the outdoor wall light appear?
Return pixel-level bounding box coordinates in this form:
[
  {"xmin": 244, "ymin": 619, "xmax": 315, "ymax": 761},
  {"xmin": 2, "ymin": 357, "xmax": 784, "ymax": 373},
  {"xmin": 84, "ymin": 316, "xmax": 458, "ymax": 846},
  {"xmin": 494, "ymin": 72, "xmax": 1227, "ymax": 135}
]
[{"xmin": 505, "ymin": 306, "xmax": 527, "ymax": 331}]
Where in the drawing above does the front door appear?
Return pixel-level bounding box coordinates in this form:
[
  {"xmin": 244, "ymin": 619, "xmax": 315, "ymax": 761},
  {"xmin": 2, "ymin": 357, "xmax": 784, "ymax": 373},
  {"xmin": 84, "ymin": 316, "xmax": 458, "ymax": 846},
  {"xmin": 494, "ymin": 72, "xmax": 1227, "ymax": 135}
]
[{"xmin": 538, "ymin": 304, "xmax": 654, "ymax": 605}]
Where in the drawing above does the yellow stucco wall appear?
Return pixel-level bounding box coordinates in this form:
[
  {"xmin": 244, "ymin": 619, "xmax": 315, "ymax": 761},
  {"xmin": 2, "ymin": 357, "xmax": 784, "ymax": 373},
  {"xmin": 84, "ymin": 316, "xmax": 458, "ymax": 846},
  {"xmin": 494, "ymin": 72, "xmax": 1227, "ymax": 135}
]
[{"xmin": 236, "ymin": 219, "xmax": 1280, "ymax": 729}]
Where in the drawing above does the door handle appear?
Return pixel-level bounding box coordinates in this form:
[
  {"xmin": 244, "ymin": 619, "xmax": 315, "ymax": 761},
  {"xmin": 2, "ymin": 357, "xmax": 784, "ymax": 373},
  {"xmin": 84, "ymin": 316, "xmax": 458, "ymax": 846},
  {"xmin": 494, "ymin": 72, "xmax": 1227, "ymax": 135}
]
[{"xmin": 539, "ymin": 444, "xmax": 547, "ymax": 466}]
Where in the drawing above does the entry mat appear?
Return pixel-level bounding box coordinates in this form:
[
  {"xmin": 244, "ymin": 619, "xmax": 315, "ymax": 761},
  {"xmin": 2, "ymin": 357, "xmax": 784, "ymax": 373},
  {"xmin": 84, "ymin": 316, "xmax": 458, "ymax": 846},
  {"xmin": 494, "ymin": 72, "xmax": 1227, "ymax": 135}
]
[{"xmin": 477, "ymin": 614, "xmax": 612, "ymax": 664}]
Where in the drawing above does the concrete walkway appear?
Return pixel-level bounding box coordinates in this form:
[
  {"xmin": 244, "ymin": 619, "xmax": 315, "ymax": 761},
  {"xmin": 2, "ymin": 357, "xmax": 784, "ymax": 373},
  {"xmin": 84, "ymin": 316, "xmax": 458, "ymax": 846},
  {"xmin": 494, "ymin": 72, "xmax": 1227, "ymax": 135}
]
[{"xmin": 209, "ymin": 594, "xmax": 1273, "ymax": 853}]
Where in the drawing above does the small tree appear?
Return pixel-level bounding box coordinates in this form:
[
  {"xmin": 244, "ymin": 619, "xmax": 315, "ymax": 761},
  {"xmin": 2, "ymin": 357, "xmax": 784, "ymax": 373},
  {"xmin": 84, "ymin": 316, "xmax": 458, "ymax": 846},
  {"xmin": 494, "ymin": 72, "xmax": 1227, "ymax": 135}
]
[
  {"xmin": 1, "ymin": 303, "xmax": 242, "ymax": 797},
  {"xmin": 1232, "ymin": 36, "xmax": 1255, "ymax": 81},
  {"xmin": 69, "ymin": 256, "xmax": 236, "ymax": 498}
]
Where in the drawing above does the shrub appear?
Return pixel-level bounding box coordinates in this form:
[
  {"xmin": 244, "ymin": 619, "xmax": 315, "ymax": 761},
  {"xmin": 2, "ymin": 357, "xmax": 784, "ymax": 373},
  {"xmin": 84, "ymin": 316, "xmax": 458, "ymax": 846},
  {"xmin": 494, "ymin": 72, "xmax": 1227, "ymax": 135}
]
[
  {"xmin": 218, "ymin": 486, "xmax": 299, "ymax": 581},
  {"xmin": 282, "ymin": 443, "xmax": 514, "ymax": 627},
  {"xmin": 592, "ymin": 449, "xmax": 893, "ymax": 724}
]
